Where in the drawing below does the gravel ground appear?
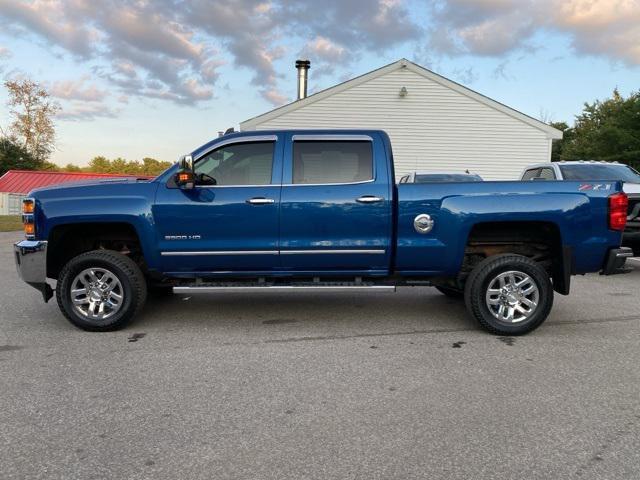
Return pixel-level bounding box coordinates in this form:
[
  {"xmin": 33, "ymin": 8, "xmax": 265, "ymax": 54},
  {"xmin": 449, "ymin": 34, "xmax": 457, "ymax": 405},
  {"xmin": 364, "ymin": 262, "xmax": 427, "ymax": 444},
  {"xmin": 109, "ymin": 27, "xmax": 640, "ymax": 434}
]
[{"xmin": 1, "ymin": 231, "xmax": 639, "ymax": 480}]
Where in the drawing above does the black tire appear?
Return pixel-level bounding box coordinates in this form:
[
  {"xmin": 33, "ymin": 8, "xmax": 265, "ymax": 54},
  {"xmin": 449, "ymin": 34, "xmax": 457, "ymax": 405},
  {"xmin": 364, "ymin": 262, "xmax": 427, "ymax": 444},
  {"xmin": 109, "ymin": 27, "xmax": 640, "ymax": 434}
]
[
  {"xmin": 56, "ymin": 250, "xmax": 147, "ymax": 331},
  {"xmin": 464, "ymin": 254, "xmax": 553, "ymax": 336},
  {"xmin": 435, "ymin": 285, "xmax": 464, "ymax": 299}
]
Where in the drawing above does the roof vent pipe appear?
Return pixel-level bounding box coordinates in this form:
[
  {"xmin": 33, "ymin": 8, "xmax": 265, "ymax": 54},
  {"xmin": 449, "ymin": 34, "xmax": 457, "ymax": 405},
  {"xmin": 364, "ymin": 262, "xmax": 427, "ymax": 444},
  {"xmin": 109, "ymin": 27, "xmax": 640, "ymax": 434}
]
[{"xmin": 295, "ymin": 59, "xmax": 310, "ymax": 100}]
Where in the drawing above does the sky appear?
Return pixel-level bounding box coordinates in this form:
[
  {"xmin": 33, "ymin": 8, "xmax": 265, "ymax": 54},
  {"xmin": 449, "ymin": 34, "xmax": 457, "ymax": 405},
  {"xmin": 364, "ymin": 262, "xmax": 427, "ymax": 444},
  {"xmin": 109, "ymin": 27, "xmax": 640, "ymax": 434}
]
[{"xmin": 0, "ymin": 0, "xmax": 639, "ymax": 167}]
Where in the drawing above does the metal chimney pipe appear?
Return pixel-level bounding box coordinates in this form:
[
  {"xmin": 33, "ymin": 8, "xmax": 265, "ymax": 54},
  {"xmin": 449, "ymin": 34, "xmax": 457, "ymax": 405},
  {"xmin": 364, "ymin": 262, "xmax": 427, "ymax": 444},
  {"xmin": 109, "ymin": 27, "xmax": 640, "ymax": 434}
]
[{"xmin": 295, "ymin": 59, "xmax": 310, "ymax": 100}]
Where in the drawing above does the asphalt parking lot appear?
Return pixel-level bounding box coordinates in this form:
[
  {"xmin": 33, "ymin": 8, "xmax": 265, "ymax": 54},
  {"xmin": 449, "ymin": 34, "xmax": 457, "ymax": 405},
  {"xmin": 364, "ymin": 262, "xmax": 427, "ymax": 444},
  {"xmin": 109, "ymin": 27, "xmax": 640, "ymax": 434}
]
[{"xmin": 1, "ymin": 230, "xmax": 639, "ymax": 480}]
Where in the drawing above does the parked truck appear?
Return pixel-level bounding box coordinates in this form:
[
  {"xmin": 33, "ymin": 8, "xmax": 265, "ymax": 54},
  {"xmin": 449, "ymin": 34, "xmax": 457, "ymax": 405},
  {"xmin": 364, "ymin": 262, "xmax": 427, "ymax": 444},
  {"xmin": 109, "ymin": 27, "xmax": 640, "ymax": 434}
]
[{"xmin": 14, "ymin": 130, "xmax": 632, "ymax": 335}]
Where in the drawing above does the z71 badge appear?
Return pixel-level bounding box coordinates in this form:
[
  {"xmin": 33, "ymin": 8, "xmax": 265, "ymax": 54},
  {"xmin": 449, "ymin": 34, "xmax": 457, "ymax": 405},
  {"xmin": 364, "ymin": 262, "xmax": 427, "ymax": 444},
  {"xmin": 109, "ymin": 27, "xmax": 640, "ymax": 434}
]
[{"xmin": 578, "ymin": 183, "xmax": 612, "ymax": 191}]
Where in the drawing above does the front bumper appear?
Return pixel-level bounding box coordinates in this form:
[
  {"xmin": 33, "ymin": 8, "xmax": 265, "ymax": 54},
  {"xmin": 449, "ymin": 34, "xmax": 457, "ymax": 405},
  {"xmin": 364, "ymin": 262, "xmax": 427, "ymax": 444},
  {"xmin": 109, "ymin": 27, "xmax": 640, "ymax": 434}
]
[
  {"xmin": 601, "ymin": 247, "xmax": 634, "ymax": 275},
  {"xmin": 14, "ymin": 240, "xmax": 53, "ymax": 302}
]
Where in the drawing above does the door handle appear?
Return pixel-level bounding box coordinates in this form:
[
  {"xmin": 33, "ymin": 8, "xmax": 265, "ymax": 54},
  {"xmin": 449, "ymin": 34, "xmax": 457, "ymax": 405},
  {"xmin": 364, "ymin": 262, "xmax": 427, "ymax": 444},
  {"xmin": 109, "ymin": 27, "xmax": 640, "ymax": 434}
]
[
  {"xmin": 356, "ymin": 195, "xmax": 384, "ymax": 203},
  {"xmin": 246, "ymin": 197, "xmax": 275, "ymax": 205}
]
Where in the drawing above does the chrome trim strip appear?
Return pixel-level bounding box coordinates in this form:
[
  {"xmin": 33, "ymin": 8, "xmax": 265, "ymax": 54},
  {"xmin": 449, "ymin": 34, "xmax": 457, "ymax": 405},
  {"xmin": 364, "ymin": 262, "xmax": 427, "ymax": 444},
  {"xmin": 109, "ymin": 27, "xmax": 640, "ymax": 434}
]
[
  {"xmin": 197, "ymin": 184, "xmax": 278, "ymax": 189},
  {"xmin": 161, "ymin": 250, "xmax": 278, "ymax": 256},
  {"xmin": 281, "ymin": 178, "xmax": 375, "ymax": 187},
  {"xmin": 161, "ymin": 249, "xmax": 386, "ymax": 256},
  {"xmin": 193, "ymin": 135, "xmax": 278, "ymax": 161},
  {"xmin": 280, "ymin": 249, "xmax": 386, "ymax": 255},
  {"xmin": 616, "ymin": 251, "xmax": 634, "ymax": 258},
  {"xmin": 174, "ymin": 285, "xmax": 396, "ymax": 293},
  {"xmin": 291, "ymin": 134, "xmax": 373, "ymax": 142}
]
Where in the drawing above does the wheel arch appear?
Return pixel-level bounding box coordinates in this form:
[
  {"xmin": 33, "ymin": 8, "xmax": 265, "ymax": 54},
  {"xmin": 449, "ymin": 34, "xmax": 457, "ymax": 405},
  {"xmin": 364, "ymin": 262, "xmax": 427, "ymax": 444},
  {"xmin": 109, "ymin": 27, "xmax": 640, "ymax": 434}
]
[
  {"xmin": 46, "ymin": 222, "xmax": 145, "ymax": 279},
  {"xmin": 462, "ymin": 220, "xmax": 571, "ymax": 295}
]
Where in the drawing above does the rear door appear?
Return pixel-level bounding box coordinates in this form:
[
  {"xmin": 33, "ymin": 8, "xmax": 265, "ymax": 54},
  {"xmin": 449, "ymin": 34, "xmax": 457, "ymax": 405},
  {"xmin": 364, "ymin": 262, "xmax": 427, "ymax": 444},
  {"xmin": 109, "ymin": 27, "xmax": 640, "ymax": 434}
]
[{"xmin": 278, "ymin": 133, "xmax": 393, "ymax": 274}]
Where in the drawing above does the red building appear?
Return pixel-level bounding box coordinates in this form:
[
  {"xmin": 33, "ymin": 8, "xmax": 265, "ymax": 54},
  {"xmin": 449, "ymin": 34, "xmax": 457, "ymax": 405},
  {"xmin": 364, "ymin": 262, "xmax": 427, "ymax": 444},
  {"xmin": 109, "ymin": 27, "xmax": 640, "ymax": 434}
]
[{"xmin": 0, "ymin": 170, "xmax": 149, "ymax": 215}]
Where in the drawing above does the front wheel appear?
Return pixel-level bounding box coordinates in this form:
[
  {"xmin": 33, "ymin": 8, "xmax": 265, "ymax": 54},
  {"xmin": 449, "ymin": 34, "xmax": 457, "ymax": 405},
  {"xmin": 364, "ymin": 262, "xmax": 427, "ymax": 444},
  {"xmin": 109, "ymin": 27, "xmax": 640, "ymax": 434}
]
[
  {"xmin": 56, "ymin": 250, "xmax": 147, "ymax": 331},
  {"xmin": 464, "ymin": 254, "xmax": 553, "ymax": 335}
]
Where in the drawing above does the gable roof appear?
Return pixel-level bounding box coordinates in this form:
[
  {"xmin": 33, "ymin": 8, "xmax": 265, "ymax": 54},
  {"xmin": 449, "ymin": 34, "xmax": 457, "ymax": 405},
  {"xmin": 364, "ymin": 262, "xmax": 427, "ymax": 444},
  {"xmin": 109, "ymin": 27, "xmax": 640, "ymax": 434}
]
[
  {"xmin": 0, "ymin": 170, "xmax": 149, "ymax": 194},
  {"xmin": 241, "ymin": 58, "xmax": 562, "ymax": 139}
]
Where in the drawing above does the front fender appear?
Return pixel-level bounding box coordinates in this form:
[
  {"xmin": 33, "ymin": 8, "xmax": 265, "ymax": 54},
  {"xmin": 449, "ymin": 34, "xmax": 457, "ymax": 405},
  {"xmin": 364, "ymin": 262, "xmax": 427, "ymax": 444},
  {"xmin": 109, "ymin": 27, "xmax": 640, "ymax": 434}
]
[{"xmin": 33, "ymin": 182, "xmax": 161, "ymax": 270}]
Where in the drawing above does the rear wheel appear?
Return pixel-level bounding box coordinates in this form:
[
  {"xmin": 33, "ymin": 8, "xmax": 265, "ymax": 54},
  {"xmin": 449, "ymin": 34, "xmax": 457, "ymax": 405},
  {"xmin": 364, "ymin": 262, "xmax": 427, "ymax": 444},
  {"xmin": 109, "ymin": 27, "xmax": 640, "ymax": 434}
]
[
  {"xmin": 464, "ymin": 254, "xmax": 553, "ymax": 335},
  {"xmin": 56, "ymin": 250, "xmax": 147, "ymax": 331}
]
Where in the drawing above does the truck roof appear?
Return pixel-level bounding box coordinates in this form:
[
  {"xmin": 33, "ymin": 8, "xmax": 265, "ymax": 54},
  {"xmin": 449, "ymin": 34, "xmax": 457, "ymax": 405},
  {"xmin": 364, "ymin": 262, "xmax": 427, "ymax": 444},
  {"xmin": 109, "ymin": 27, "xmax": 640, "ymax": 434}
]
[
  {"xmin": 525, "ymin": 160, "xmax": 626, "ymax": 168},
  {"xmin": 191, "ymin": 129, "xmax": 390, "ymax": 158}
]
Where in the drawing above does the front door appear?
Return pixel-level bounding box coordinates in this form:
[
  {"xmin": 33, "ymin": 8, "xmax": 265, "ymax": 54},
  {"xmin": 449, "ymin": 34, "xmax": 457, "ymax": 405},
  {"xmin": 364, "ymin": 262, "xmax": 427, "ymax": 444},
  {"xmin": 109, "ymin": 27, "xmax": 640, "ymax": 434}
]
[
  {"xmin": 278, "ymin": 134, "xmax": 393, "ymax": 275},
  {"xmin": 153, "ymin": 135, "xmax": 282, "ymax": 274}
]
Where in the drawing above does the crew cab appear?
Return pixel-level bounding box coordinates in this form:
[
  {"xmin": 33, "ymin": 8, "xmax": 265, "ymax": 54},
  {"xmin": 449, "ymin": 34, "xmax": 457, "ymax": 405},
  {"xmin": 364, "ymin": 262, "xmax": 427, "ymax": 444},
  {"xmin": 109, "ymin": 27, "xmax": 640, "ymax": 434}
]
[
  {"xmin": 14, "ymin": 130, "xmax": 632, "ymax": 335},
  {"xmin": 521, "ymin": 161, "xmax": 640, "ymax": 255}
]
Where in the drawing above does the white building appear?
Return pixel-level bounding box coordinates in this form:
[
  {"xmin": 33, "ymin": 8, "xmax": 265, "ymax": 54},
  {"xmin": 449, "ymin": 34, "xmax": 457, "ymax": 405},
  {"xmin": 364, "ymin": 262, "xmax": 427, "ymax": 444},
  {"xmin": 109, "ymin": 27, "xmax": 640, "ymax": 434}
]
[{"xmin": 240, "ymin": 59, "xmax": 562, "ymax": 180}]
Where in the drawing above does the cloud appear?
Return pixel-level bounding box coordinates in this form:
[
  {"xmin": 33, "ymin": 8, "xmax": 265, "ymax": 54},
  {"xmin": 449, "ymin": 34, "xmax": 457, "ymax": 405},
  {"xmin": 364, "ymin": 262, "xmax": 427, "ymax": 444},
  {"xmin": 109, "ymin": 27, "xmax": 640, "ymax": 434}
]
[
  {"xmin": 0, "ymin": 0, "xmax": 98, "ymax": 57},
  {"xmin": 0, "ymin": 0, "xmax": 423, "ymax": 107},
  {"xmin": 552, "ymin": 0, "xmax": 640, "ymax": 66},
  {"xmin": 57, "ymin": 102, "xmax": 120, "ymax": 121},
  {"xmin": 0, "ymin": 0, "xmax": 219, "ymax": 105},
  {"xmin": 182, "ymin": 0, "xmax": 286, "ymax": 104},
  {"xmin": 50, "ymin": 77, "xmax": 107, "ymax": 102},
  {"xmin": 283, "ymin": 0, "xmax": 420, "ymax": 51},
  {"xmin": 3, "ymin": 0, "xmax": 636, "ymax": 117},
  {"xmin": 427, "ymin": 0, "xmax": 640, "ymax": 66},
  {"xmin": 0, "ymin": 45, "xmax": 10, "ymax": 58},
  {"xmin": 451, "ymin": 66, "xmax": 478, "ymax": 85}
]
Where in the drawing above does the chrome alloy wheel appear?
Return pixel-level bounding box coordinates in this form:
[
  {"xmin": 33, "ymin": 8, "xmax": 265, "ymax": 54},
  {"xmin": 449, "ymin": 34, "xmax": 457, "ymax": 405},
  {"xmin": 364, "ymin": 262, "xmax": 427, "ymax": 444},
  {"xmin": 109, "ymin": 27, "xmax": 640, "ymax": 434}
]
[
  {"xmin": 485, "ymin": 270, "xmax": 539, "ymax": 324},
  {"xmin": 70, "ymin": 268, "xmax": 124, "ymax": 320}
]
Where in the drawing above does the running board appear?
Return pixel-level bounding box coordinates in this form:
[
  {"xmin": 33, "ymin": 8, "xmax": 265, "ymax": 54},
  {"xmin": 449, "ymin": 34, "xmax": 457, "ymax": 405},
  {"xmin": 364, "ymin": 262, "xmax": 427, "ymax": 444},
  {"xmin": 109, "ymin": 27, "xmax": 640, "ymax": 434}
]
[{"xmin": 173, "ymin": 285, "xmax": 397, "ymax": 294}]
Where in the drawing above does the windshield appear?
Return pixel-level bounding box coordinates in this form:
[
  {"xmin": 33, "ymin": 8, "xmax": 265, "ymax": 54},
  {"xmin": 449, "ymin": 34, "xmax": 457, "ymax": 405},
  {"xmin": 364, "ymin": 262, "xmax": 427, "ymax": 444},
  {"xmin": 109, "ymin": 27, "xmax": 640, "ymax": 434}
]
[
  {"xmin": 559, "ymin": 164, "xmax": 640, "ymax": 183},
  {"xmin": 413, "ymin": 174, "xmax": 482, "ymax": 183}
]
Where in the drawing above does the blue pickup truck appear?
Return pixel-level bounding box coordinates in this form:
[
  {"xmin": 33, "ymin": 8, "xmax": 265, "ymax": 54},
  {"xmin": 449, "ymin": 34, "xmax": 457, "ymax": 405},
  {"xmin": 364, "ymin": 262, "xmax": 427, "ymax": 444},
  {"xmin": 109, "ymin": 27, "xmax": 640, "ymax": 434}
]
[{"xmin": 14, "ymin": 130, "xmax": 632, "ymax": 335}]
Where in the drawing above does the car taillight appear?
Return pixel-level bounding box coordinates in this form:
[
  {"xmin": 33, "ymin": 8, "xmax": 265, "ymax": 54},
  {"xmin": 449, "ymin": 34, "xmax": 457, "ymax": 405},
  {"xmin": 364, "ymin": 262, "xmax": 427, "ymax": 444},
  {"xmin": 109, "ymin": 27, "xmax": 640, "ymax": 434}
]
[{"xmin": 609, "ymin": 192, "xmax": 628, "ymax": 231}]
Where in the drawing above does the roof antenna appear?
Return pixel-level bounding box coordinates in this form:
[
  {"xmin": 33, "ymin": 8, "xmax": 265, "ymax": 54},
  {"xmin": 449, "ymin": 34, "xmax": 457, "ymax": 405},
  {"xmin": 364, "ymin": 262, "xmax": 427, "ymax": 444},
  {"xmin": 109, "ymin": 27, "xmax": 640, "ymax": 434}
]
[{"xmin": 224, "ymin": 127, "xmax": 235, "ymax": 135}]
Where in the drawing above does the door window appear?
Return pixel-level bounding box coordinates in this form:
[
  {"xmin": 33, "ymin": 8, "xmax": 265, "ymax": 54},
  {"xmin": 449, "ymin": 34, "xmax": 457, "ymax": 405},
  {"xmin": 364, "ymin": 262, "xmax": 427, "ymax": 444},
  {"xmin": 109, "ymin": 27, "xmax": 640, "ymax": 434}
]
[
  {"xmin": 194, "ymin": 141, "xmax": 274, "ymax": 186},
  {"xmin": 522, "ymin": 168, "xmax": 541, "ymax": 181},
  {"xmin": 292, "ymin": 141, "xmax": 373, "ymax": 184},
  {"xmin": 538, "ymin": 168, "xmax": 556, "ymax": 180}
]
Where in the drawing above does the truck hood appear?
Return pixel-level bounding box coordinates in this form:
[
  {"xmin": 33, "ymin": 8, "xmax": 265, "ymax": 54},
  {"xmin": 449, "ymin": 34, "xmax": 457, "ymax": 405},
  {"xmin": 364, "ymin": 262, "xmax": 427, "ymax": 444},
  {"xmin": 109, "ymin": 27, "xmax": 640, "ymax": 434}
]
[
  {"xmin": 29, "ymin": 177, "xmax": 152, "ymax": 196},
  {"xmin": 623, "ymin": 183, "xmax": 640, "ymax": 195}
]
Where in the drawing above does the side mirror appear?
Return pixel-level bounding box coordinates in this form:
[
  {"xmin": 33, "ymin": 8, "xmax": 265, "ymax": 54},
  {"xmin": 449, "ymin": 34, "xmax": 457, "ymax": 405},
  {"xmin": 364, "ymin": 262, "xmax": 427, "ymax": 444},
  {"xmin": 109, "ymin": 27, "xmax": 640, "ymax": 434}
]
[{"xmin": 175, "ymin": 154, "xmax": 195, "ymax": 189}]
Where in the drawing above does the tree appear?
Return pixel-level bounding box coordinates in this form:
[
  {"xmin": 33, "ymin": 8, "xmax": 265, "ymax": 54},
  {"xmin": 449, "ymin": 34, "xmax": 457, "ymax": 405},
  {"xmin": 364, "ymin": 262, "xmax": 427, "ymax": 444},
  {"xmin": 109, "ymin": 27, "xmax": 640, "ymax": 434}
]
[
  {"xmin": 560, "ymin": 89, "xmax": 640, "ymax": 170},
  {"xmin": 4, "ymin": 77, "xmax": 60, "ymax": 161},
  {"xmin": 549, "ymin": 121, "xmax": 572, "ymax": 162},
  {"xmin": 81, "ymin": 156, "xmax": 170, "ymax": 175},
  {"xmin": 87, "ymin": 156, "xmax": 111, "ymax": 173},
  {"xmin": 64, "ymin": 163, "xmax": 82, "ymax": 172},
  {"xmin": 0, "ymin": 137, "xmax": 40, "ymax": 176},
  {"xmin": 142, "ymin": 157, "xmax": 171, "ymax": 175}
]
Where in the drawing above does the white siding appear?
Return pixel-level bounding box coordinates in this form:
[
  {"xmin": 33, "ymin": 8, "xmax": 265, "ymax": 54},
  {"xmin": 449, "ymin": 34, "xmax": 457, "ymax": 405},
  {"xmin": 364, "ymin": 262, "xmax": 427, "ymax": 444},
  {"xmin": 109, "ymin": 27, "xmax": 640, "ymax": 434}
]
[
  {"xmin": 244, "ymin": 68, "xmax": 551, "ymax": 180},
  {"xmin": 0, "ymin": 192, "xmax": 24, "ymax": 215}
]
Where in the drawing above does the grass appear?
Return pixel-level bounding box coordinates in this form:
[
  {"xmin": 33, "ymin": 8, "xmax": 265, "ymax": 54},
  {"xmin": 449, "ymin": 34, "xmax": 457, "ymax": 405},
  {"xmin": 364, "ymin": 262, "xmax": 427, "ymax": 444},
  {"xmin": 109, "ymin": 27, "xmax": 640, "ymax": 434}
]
[{"xmin": 0, "ymin": 216, "xmax": 23, "ymax": 232}]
